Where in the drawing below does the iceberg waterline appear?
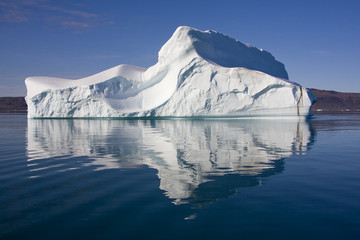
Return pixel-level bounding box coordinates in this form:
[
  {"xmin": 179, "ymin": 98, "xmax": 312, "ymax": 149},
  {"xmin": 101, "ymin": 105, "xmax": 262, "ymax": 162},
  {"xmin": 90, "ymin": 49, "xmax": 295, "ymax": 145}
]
[{"xmin": 25, "ymin": 26, "xmax": 315, "ymax": 118}]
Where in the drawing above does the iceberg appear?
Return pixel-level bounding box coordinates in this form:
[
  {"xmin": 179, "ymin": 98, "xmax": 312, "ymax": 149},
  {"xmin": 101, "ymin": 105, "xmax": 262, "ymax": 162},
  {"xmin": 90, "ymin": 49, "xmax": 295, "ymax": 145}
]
[{"xmin": 25, "ymin": 26, "xmax": 315, "ymax": 118}]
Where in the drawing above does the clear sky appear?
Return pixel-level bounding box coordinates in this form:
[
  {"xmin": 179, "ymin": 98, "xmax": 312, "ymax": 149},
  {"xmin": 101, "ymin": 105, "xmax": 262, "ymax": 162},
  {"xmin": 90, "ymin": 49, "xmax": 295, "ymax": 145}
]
[{"xmin": 0, "ymin": 0, "xmax": 359, "ymax": 96}]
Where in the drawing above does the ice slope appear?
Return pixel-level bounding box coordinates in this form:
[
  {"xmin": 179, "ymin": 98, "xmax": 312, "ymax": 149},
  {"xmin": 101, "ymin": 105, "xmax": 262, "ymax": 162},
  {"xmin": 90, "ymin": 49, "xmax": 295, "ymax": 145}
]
[{"xmin": 25, "ymin": 26, "xmax": 315, "ymax": 118}]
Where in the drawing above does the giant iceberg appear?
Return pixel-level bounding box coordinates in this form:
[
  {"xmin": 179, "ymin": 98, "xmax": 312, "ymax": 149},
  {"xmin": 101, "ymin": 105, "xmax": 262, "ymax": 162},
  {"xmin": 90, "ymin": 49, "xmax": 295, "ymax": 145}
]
[{"xmin": 25, "ymin": 26, "xmax": 314, "ymax": 118}]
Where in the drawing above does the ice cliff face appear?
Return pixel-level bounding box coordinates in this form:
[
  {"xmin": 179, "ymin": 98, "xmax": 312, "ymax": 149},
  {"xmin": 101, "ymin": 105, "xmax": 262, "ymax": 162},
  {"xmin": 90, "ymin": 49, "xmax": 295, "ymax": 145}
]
[{"xmin": 25, "ymin": 26, "xmax": 314, "ymax": 118}]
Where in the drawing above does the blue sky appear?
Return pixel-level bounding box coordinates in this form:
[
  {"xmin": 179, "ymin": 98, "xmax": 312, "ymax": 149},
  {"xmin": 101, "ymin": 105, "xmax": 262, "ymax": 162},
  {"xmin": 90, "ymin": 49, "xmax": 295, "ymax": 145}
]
[{"xmin": 0, "ymin": 0, "xmax": 359, "ymax": 96}]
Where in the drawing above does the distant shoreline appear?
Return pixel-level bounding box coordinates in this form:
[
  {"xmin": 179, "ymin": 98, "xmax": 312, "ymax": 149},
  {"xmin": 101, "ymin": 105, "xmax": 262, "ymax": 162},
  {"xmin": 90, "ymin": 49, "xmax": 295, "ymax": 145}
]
[
  {"xmin": 309, "ymin": 88, "xmax": 360, "ymax": 114},
  {"xmin": 1, "ymin": 89, "xmax": 359, "ymax": 114},
  {"xmin": 0, "ymin": 97, "xmax": 27, "ymax": 113}
]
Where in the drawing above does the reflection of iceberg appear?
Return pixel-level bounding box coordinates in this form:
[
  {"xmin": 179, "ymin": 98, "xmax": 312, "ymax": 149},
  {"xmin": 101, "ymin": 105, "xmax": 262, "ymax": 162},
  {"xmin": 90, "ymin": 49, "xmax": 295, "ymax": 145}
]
[
  {"xmin": 141, "ymin": 119, "xmax": 314, "ymax": 204},
  {"xmin": 27, "ymin": 118, "xmax": 314, "ymax": 204},
  {"xmin": 27, "ymin": 120, "xmax": 145, "ymax": 170}
]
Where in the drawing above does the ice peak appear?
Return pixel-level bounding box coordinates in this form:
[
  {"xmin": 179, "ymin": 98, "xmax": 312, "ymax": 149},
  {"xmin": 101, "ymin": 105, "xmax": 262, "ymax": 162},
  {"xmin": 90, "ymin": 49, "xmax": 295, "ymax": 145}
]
[{"xmin": 160, "ymin": 26, "xmax": 288, "ymax": 79}]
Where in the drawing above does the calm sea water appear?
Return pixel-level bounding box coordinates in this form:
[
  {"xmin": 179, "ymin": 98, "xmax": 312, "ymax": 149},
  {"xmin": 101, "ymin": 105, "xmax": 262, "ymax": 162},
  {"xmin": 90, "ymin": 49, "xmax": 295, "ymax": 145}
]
[{"xmin": 0, "ymin": 114, "xmax": 359, "ymax": 240}]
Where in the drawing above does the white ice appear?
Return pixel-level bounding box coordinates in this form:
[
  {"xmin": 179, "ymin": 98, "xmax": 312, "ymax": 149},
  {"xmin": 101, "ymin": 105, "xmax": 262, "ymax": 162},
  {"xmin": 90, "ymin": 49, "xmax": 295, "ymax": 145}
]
[{"xmin": 25, "ymin": 26, "xmax": 315, "ymax": 118}]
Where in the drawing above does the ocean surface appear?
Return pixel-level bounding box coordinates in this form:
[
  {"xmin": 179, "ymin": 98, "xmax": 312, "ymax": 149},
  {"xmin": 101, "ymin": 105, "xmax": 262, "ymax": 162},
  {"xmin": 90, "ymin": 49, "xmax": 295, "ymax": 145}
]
[{"xmin": 0, "ymin": 114, "xmax": 359, "ymax": 240}]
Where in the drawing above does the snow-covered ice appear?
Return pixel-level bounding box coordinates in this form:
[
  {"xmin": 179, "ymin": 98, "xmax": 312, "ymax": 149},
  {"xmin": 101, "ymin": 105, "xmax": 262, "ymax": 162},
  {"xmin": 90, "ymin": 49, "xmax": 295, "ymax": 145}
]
[{"xmin": 25, "ymin": 26, "xmax": 315, "ymax": 118}]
